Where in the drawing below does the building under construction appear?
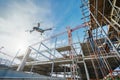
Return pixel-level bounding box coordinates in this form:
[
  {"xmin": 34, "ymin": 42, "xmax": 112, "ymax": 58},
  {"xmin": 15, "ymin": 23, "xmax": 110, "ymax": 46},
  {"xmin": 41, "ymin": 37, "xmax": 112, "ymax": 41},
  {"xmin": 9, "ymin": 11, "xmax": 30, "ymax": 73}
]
[{"xmin": 0, "ymin": 0, "xmax": 120, "ymax": 80}]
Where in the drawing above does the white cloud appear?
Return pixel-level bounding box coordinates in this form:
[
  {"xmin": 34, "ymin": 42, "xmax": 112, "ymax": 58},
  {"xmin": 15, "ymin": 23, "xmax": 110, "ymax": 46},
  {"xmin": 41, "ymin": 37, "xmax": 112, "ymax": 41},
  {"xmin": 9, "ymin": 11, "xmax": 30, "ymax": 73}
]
[{"xmin": 0, "ymin": 0, "xmax": 54, "ymax": 59}]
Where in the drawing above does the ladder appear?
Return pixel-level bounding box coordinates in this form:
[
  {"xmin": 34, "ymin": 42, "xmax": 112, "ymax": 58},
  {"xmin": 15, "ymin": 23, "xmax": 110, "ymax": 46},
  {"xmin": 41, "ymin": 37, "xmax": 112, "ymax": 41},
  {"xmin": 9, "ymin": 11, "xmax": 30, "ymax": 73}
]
[{"xmin": 80, "ymin": 0, "xmax": 90, "ymax": 24}]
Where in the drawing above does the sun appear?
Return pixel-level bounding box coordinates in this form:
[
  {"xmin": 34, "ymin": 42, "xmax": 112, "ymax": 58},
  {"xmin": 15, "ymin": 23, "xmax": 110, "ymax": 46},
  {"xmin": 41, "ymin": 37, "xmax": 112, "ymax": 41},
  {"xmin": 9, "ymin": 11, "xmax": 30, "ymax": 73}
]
[{"xmin": 14, "ymin": 40, "xmax": 28, "ymax": 56}]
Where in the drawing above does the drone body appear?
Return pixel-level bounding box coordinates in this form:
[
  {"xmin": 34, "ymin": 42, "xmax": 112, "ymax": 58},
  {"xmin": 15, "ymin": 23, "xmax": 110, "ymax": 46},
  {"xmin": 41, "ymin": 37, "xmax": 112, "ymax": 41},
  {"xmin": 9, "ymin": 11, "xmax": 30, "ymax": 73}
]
[{"xmin": 28, "ymin": 23, "xmax": 52, "ymax": 35}]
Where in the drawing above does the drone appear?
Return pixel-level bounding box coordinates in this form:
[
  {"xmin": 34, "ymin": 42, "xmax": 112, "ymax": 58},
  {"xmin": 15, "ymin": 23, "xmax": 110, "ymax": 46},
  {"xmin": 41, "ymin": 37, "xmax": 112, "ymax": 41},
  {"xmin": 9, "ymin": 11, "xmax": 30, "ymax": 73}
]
[{"xmin": 26, "ymin": 23, "xmax": 52, "ymax": 35}]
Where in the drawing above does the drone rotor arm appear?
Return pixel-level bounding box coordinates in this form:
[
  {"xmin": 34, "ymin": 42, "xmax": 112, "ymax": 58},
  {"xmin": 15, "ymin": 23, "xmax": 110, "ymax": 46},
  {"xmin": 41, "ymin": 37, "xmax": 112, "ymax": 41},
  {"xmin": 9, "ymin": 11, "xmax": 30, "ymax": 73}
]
[
  {"xmin": 30, "ymin": 29, "xmax": 35, "ymax": 33},
  {"xmin": 44, "ymin": 28, "xmax": 52, "ymax": 31}
]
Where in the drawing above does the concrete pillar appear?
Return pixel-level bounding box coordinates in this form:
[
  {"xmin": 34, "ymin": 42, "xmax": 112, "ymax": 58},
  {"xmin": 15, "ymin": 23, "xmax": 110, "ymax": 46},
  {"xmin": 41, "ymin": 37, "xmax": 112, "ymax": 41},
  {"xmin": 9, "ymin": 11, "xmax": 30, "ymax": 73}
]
[{"xmin": 17, "ymin": 48, "xmax": 31, "ymax": 71}]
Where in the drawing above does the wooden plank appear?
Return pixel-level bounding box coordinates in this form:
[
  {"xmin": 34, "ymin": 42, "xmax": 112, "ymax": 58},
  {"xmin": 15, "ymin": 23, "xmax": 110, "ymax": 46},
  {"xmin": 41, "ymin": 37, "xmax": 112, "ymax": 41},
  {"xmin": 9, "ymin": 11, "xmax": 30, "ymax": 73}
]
[{"xmin": 56, "ymin": 46, "xmax": 71, "ymax": 52}]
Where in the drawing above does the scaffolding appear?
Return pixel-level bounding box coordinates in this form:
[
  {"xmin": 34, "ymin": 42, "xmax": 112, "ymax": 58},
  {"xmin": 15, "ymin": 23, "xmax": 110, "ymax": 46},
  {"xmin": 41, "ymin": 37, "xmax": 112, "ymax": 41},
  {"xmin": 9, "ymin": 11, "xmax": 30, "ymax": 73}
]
[
  {"xmin": 80, "ymin": 0, "xmax": 120, "ymax": 79},
  {"xmin": 13, "ymin": 0, "xmax": 120, "ymax": 80}
]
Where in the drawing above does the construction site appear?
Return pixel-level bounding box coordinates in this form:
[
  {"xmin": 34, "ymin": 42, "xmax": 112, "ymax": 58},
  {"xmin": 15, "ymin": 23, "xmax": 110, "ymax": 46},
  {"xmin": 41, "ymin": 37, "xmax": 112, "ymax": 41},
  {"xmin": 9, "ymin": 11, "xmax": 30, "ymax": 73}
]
[{"xmin": 0, "ymin": 0, "xmax": 120, "ymax": 80}]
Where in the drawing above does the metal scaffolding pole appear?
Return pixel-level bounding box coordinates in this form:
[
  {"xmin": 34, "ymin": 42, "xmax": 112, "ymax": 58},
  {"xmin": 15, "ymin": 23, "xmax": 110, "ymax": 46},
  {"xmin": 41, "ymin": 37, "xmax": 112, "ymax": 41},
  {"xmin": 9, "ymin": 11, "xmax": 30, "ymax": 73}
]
[{"xmin": 51, "ymin": 38, "xmax": 57, "ymax": 79}]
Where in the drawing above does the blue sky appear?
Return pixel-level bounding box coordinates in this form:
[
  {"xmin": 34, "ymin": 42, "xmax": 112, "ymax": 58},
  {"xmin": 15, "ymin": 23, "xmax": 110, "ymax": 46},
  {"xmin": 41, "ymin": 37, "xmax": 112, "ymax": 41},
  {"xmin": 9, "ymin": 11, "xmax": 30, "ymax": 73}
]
[{"xmin": 0, "ymin": 0, "xmax": 83, "ymax": 59}]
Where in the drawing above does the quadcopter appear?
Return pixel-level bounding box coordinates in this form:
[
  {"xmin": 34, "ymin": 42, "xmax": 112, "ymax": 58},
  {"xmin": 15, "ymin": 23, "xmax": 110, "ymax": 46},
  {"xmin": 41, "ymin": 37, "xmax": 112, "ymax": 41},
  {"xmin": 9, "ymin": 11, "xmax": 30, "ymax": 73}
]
[{"xmin": 27, "ymin": 23, "xmax": 52, "ymax": 35}]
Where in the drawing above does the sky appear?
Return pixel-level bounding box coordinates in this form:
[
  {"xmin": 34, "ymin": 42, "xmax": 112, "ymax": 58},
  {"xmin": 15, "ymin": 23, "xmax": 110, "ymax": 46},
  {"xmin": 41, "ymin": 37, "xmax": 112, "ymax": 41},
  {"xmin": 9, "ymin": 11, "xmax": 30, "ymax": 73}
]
[{"xmin": 0, "ymin": 0, "xmax": 83, "ymax": 60}]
